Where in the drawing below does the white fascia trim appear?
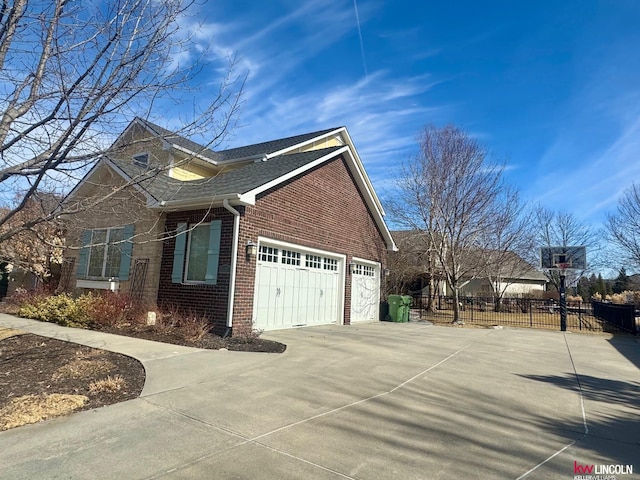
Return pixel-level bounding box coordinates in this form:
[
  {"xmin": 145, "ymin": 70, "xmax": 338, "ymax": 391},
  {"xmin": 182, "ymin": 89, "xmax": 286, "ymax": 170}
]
[
  {"xmin": 102, "ymin": 158, "xmax": 158, "ymax": 206},
  {"xmin": 265, "ymin": 128, "xmax": 345, "ymax": 158},
  {"xmin": 241, "ymin": 145, "xmax": 398, "ymax": 252},
  {"xmin": 239, "ymin": 146, "xmax": 351, "ymax": 205},
  {"xmin": 171, "ymin": 143, "xmax": 218, "ymax": 165},
  {"xmin": 154, "ymin": 193, "xmax": 246, "ymax": 210},
  {"xmin": 257, "ymin": 237, "xmax": 346, "ymax": 261},
  {"xmin": 337, "ymin": 127, "xmax": 385, "ymax": 216},
  {"xmin": 351, "ymin": 257, "xmax": 381, "ymax": 268},
  {"xmin": 59, "ymin": 160, "xmax": 104, "ymax": 210},
  {"xmin": 61, "ymin": 158, "xmax": 157, "ymax": 211},
  {"xmin": 340, "ymin": 148, "xmax": 397, "ymax": 252}
]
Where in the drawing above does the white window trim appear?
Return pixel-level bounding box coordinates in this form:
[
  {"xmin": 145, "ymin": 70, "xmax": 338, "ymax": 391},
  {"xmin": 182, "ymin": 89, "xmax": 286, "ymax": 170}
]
[
  {"xmin": 183, "ymin": 222, "xmax": 210, "ymax": 284},
  {"xmin": 76, "ymin": 279, "xmax": 119, "ymax": 291},
  {"xmin": 86, "ymin": 227, "xmax": 124, "ymax": 280}
]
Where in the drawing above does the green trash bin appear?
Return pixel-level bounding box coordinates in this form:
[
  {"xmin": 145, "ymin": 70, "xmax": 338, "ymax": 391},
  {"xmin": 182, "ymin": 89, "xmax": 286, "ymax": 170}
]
[
  {"xmin": 387, "ymin": 295, "xmax": 405, "ymax": 322},
  {"xmin": 401, "ymin": 295, "xmax": 413, "ymax": 322}
]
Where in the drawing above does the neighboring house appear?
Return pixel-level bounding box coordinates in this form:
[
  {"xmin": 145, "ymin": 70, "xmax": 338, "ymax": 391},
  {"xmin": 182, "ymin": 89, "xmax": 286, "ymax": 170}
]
[
  {"xmin": 390, "ymin": 230, "xmax": 546, "ymax": 298},
  {"xmin": 61, "ymin": 118, "xmax": 396, "ymax": 334},
  {"xmin": 452, "ymin": 252, "xmax": 547, "ymax": 297}
]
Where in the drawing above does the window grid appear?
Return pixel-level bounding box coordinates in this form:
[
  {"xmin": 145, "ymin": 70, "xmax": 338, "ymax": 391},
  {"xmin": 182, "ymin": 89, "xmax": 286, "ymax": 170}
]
[
  {"xmin": 259, "ymin": 245, "xmax": 279, "ymax": 263},
  {"xmin": 323, "ymin": 258, "xmax": 338, "ymax": 271},
  {"xmin": 353, "ymin": 264, "xmax": 375, "ymax": 276},
  {"xmin": 305, "ymin": 254, "xmax": 322, "ymax": 269},
  {"xmin": 281, "ymin": 249, "xmax": 301, "ymax": 266},
  {"xmin": 87, "ymin": 227, "xmax": 124, "ymax": 279}
]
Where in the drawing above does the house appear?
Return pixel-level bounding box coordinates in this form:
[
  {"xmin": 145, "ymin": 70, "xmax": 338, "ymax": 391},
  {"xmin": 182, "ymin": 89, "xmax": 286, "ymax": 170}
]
[
  {"xmin": 390, "ymin": 230, "xmax": 546, "ymax": 298},
  {"xmin": 453, "ymin": 251, "xmax": 547, "ymax": 297},
  {"xmin": 60, "ymin": 118, "xmax": 396, "ymax": 334}
]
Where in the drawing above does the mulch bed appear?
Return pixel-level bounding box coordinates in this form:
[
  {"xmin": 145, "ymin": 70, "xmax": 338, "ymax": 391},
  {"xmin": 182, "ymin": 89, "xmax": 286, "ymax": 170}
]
[
  {"xmin": 93, "ymin": 324, "xmax": 287, "ymax": 353},
  {"xmin": 0, "ymin": 333, "xmax": 145, "ymax": 413},
  {"xmin": 0, "ymin": 324, "xmax": 286, "ymax": 431}
]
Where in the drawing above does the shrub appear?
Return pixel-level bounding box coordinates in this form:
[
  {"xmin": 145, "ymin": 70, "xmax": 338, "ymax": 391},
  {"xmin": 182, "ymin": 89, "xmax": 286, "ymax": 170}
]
[
  {"xmin": 0, "ymin": 288, "xmax": 47, "ymax": 314},
  {"xmin": 177, "ymin": 312, "xmax": 211, "ymax": 342},
  {"xmin": 79, "ymin": 291, "xmax": 131, "ymax": 327},
  {"xmin": 232, "ymin": 328, "xmax": 263, "ymax": 344},
  {"xmin": 18, "ymin": 294, "xmax": 90, "ymax": 328}
]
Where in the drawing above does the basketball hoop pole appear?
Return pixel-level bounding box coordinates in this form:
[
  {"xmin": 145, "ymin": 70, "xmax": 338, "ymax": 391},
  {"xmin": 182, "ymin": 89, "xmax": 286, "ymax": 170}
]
[{"xmin": 559, "ymin": 269, "xmax": 567, "ymax": 332}]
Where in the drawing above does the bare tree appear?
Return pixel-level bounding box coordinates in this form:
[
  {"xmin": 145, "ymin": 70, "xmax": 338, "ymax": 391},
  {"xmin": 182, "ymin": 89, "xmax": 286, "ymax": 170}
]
[
  {"xmin": 476, "ymin": 193, "xmax": 536, "ymax": 311},
  {"xmin": 392, "ymin": 124, "xmax": 514, "ymax": 323},
  {"xmin": 606, "ymin": 183, "xmax": 640, "ymax": 270},
  {"xmin": 0, "ymin": 0, "xmax": 243, "ymax": 249},
  {"xmin": 533, "ymin": 206, "xmax": 599, "ymax": 289}
]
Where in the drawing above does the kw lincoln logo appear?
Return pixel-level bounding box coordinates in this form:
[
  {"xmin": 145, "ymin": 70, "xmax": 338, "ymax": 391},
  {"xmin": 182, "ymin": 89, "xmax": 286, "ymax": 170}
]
[{"xmin": 573, "ymin": 460, "xmax": 633, "ymax": 479}]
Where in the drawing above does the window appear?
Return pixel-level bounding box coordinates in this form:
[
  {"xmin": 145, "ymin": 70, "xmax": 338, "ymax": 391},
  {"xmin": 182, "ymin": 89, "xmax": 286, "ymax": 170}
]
[
  {"xmin": 352, "ymin": 264, "xmax": 375, "ymax": 276},
  {"xmin": 323, "ymin": 258, "xmax": 338, "ymax": 271},
  {"xmin": 281, "ymin": 249, "xmax": 300, "ymax": 266},
  {"xmin": 133, "ymin": 153, "xmax": 149, "ymax": 168},
  {"xmin": 171, "ymin": 220, "xmax": 221, "ymax": 285},
  {"xmin": 259, "ymin": 245, "xmax": 279, "ymax": 263},
  {"xmin": 78, "ymin": 225, "xmax": 134, "ymax": 280},
  {"xmin": 185, "ymin": 224, "xmax": 210, "ymax": 282},
  {"xmin": 305, "ymin": 255, "xmax": 322, "ymax": 269}
]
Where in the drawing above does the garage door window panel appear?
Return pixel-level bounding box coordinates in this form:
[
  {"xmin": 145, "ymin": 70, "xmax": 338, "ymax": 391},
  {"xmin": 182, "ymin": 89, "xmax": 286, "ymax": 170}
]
[{"xmin": 281, "ymin": 250, "xmax": 300, "ymax": 266}]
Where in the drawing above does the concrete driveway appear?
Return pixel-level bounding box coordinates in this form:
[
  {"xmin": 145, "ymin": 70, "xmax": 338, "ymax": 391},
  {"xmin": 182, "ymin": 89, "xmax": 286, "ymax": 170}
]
[{"xmin": 0, "ymin": 317, "xmax": 638, "ymax": 479}]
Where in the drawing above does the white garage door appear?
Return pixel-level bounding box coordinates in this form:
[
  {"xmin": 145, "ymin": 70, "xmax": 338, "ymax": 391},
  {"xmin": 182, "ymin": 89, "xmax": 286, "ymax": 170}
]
[
  {"xmin": 350, "ymin": 261, "xmax": 380, "ymax": 323},
  {"xmin": 254, "ymin": 242, "xmax": 343, "ymax": 330}
]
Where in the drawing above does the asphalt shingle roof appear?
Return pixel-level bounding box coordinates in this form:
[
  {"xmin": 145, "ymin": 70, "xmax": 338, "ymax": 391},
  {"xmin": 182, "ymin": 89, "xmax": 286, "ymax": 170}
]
[
  {"xmin": 136, "ymin": 118, "xmax": 220, "ymax": 163},
  {"xmin": 111, "ymin": 146, "xmax": 344, "ymax": 203},
  {"xmin": 216, "ymin": 127, "xmax": 341, "ymax": 161}
]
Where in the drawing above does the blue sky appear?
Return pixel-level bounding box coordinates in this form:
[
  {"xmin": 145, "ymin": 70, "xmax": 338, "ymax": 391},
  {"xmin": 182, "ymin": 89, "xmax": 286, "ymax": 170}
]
[{"xmin": 172, "ymin": 0, "xmax": 640, "ymax": 227}]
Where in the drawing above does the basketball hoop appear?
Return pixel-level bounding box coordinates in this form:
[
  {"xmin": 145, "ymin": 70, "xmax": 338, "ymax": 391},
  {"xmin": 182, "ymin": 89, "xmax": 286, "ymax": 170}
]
[{"xmin": 555, "ymin": 262, "xmax": 571, "ymax": 275}]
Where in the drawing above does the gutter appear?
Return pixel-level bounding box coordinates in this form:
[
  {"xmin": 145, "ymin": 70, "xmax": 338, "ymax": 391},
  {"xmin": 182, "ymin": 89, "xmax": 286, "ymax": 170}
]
[
  {"xmin": 151, "ymin": 193, "xmax": 246, "ymax": 210},
  {"xmin": 223, "ymin": 199, "xmax": 241, "ymax": 336}
]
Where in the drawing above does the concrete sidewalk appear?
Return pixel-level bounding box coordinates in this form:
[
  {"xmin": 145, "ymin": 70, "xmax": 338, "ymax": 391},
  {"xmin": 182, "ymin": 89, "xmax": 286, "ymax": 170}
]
[{"xmin": 0, "ymin": 316, "xmax": 638, "ymax": 479}]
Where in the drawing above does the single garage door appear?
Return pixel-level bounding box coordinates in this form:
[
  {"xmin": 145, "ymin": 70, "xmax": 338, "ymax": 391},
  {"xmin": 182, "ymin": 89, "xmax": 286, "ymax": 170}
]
[
  {"xmin": 350, "ymin": 261, "xmax": 380, "ymax": 323},
  {"xmin": 254, "ymin": 242, "xmax": 343, "ymax": 330}
]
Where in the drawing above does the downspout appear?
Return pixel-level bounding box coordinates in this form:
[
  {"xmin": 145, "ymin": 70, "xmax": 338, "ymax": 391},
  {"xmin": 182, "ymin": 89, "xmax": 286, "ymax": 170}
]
[{"xmin": 223, "ymin": 199, "xmax": 240, "ymax": 337}]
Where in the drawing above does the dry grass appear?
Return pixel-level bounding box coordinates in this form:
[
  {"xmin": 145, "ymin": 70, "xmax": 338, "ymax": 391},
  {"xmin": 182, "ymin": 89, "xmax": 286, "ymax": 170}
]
[
  {"xmin": 88, "ymin": 375, "xmax": 126, "ymax": 394},
  {"xmin": 0, "ymin": 328, "xmax": 23, "ymax": 340},
  {"xmin": 0, "ymin": 394, "xmax": 88, "ymax": 431},
  {"xmin": 52, "ymin": 358, "xmax": 115, "ymax": 380}
]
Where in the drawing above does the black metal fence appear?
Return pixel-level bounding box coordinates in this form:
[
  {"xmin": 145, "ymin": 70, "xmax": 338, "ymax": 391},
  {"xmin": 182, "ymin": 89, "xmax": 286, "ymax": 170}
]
[
  {"xmin": 592, "ymin": 301, "xmax": 638, "ymax": 335},
  {"xmin": 413, "ymin": 295, "xmax": 637, "ymax": 334}
]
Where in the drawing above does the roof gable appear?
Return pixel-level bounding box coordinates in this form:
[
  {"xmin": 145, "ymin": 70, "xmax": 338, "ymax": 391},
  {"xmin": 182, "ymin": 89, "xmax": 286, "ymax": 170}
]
[{"xmin": 217, "ymin": 127, "xmax": 342, "ymax": 162}]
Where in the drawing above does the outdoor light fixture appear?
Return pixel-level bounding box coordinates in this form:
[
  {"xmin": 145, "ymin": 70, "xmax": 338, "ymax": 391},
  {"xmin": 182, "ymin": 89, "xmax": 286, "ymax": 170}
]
[
  {"xmin": 383, "ymin": 268, "xmax": 390, "ymax": 277},
  {"xmin": 246, "ymin": 241, "xmax": 258, "ymax": 258},
  {"xmin": 348, "ymin": 263, "xmax": 356, "ymax": 274}
]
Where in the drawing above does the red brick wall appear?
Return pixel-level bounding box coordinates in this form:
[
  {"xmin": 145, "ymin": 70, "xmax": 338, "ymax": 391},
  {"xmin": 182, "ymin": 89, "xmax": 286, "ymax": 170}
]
[
  {"xmin": 157, "ymin": 208, "xmax": 235, "ymax": 335},
  {"xmin": 157, "ymin": 155, "xmax": 388, "ymax": 335},
  {"xmin": 234, "ymin": 155, "xmax": 387, "ymax": 333}
]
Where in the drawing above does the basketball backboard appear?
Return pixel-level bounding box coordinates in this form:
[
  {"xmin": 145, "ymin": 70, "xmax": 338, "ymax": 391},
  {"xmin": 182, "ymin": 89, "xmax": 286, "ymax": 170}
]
[{"xmin": 540, "ymin": 246, "xmax": 587, "ymax": 270}]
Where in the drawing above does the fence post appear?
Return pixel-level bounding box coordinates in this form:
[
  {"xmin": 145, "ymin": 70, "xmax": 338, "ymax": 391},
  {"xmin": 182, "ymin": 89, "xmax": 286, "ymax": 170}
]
[
  {"xmin": 579, "ymin": 301, "xmax": 582, "ymax": 331},
  {"xmin": 529, "ymin": 299, "xmax": 532, "ymax": 327},
  {"xmin": 471, "ymin": 297, "xmax": 474, "ymax": 323}
]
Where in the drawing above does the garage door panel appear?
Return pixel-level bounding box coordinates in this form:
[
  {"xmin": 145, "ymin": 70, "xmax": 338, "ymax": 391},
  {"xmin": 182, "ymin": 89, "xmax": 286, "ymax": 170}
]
[
  {"xmin": 351, "ymin": 262, "xmax": 380, "ymax": 323},
  {"xmin": 254, "ymin": 243, "xmax": 342, "ymax": 330}
]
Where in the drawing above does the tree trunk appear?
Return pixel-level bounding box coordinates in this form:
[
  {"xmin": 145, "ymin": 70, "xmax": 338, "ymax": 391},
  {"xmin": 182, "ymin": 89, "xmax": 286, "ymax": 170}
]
[
  {"xmin": 452, "ymin": 287, "xmax": 462, "ymax": 323},
  {"xmin": 425, "ymin": 273, "xmax": 436, "ymax": 313}
]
